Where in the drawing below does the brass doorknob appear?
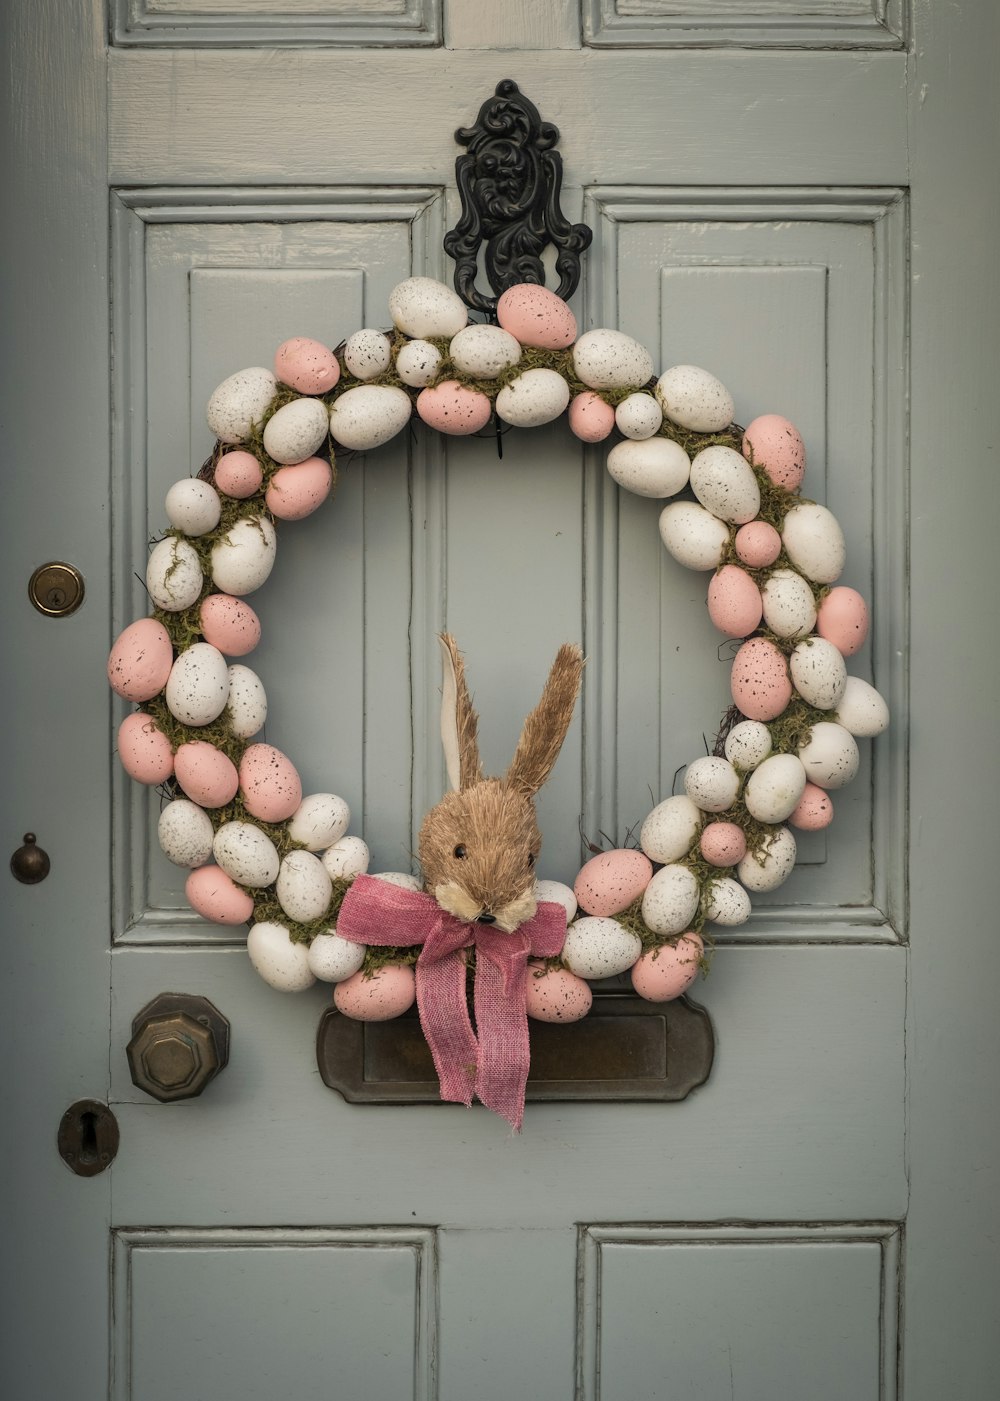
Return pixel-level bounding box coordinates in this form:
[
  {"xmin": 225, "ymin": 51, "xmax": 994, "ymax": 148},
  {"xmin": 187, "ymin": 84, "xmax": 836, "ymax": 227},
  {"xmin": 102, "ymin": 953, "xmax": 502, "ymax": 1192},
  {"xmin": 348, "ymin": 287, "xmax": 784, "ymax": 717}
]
[{"xmin": 126, "ymin": 993, "xmax": 230, "ymax": 1102}]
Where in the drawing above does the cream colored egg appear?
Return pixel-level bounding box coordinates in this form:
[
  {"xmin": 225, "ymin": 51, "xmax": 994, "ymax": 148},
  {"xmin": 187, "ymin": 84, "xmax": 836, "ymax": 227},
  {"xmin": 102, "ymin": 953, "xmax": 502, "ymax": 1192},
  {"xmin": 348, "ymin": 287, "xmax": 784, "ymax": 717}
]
[
  {"xmin": 761, "ymin": 569, "xmax": 818, "ymax": 639},
  {"xmin": 213, "ymin": 820, "xmax": 280, "ymax": 888},
  {"xmin": 276, "ymin": 849, "xmax": 333, "ymax": 922},
  {"xmin": 158, "ymin": 799, "xmax": 215, "ymax": 868},
  {"xmin": 165, "ymin": 643, "xmax": 230, "ymax": 726},
  {"xmin": 210, "ymin": 516, "xmax": 277, "ymax": 596},
  {"xmin": 372, "ymin": 871, "xmax": 423, "ymax": 891},
  {"xmin": 262, "ymin": 397, "xmax": 329, "ymax": 466},
  {"xmin": 798, "ymin": 721, "xmax": 860, "ymax": 789},
  {"xmin": 614, "ymin": 392, "xmax": 663, "ymax": 440},
  {"xmin": 321, "ymin": 836, "xmax": 371, "ymax": 880},
  {"xmin": 449, "ymin": 324, "xmax": 521, "ymax": 378},
  {"xmin": 226, "ymin": 664, "xmax": 267, "ymax": 739},
  {"xmin": 738, "ymin": 826, "xmax": 797, "ymax": 892},
  {"xmin": 641, "ymin": 864, "xmax": 701, "ymax": 936},
  {"xmin": 343, "ymin": 329, "xmax": 392, "ymax": 381},
  {"xmin": 573, "ymin": 329, "xmax": 654, "ymax": 390},
  {"xmin": 655, "ymin": 365, "xmax": 734, "ymax": 432},
  {"xmin": 534, "ymin": 878, "xmax": 578, "ymax": 923},
  {"xmin": 495, "ymin": 368, "xmax": 570, "ymax": 427},
  {"xmin": 684, "ymin": 756, "xmax": 740, "ymax": 813},
  {"xmin": 689, "ymin": 445, "xmax": 761, "ymax": 524},
  {"xmin": 790, "ymin": 637, "xmax": 848, "ymax": 710},
  {"xmin": 247, "ymin": 922, "xmax": 315, "ymax": 991},
  {"xmin": 724, "ymin": 720, "xmax": 773, "ymax": 770},
  {"xmin": 165, "ymin": 479, "xmax": 222, "ymax": 537},
  {"xmin": 389, "ymin": 277, "xmax": 468, "ymax": 339},
  {"xmin": 206, "ymin": 367, "xmax": 277, "ymax": 444},
  {"xmin": 640, "ymin": 795, "xmax": 702, "ymax": 863},
  {"xmin": 835, "ymin": 676, "xmax": 890, "ymax": 737},
  {"xmin": 781, "ymin": 504, "xmax": 846, "ymax": 584},
  {"xmin": 705, "ymin": 876, "xmax": 752, "ymax": 927},
  {"xmin": 329, "ymin": 385, "xmax": 412, "ymax": 451},
  {"xmin": 659, "ymin": 501, "xmax": 731, "ymax": 570},
  {"xmin": 146, "ymin": 537, "xmax": 204, "ymax": 612},
  {"xmin": 395, "ymin": 339, "xmax": 442, "ymax": 388},
  {"xmin": 288, "ymin": 793, "xmax": 350, "ymax": 851},
  {"xmin": 743, "ymin": 753, "xmax": 808, "ymax": 823},
  {"xmin": 562, "ymin": 916, "xmax": 642, "ymax": 980},
  {"xmin": 606, "ymin": 437, "xmax": 690, "ymax": 498},
  {"xmin": 307, "ymin": 931, "xmax": 366, "ymax": 983}
]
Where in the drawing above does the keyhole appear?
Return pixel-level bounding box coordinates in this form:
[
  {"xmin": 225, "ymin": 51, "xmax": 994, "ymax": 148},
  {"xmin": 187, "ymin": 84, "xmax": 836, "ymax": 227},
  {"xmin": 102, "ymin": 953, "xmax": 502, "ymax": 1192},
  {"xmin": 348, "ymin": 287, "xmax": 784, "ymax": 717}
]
[
  {"xmin": 78, "ymin": 1110, "xmax": 99, "ymax": 1166},
  {"xmin": 47, "ymin": 587, "xmax": 66, "ymax": 609}
]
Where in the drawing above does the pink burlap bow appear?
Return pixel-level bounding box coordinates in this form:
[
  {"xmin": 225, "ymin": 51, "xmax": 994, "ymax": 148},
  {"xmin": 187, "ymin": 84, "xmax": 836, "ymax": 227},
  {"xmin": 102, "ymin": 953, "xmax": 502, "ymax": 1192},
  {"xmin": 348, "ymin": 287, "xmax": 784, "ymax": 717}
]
[{"xmin": 336, "ymin": 873, "xmax": 567, "ymax": 1130}]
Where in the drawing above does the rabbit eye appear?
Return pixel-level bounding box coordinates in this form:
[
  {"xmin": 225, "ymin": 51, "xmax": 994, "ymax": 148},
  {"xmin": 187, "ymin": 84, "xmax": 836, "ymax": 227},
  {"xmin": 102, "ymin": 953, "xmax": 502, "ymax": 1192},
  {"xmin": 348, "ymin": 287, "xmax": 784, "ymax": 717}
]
[{"xmin": 453, "ymin": 845, "xmax": 467, "ymax": 859}]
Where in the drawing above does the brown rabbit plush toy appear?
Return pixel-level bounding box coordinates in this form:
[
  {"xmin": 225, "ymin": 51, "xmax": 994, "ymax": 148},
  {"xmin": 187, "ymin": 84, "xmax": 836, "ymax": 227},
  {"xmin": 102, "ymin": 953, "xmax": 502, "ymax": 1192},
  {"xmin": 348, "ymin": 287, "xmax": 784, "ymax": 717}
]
[{"xmin": 336, "ymin": 634, "xmax": 584, "ymax": 1129}]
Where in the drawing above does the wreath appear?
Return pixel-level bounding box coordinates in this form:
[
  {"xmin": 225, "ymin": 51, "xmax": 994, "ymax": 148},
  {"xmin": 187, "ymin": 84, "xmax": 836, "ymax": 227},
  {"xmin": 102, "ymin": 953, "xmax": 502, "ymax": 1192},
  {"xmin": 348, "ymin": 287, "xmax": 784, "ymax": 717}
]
[{"xmin": 108, "ymin": 276, "xmax": 889, "ymax": 1129}]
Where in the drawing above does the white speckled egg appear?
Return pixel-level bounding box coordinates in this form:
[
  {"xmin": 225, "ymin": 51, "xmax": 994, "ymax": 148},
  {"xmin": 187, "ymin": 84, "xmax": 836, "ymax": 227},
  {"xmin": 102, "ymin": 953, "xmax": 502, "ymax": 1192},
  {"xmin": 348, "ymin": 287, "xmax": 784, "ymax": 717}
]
[
  {"xmin": 781, "ymin": 504, "xmax": 846, "ymax": 584},
  {"xmin": 276, "ymin": 849, "xmax": 333, "ymax": 923},
  {"xmin": 210, "ymin": 516, "xmax": 276, "ymax": 596},
  {"xmin": 158, "ymin": 799, "xmax": 215, "ymax": 868},
  {"xmin": 641, "ymin": 864, "xmax": 701, "ymax": 936},
  {"xmin": 761, "ymin": 569, "xmax": 818, "ymax": 639},
  {"xmin": 562, "ymin": 916, "xmax": 642, "ymax": 980},
  {"xmin": 395, "ymin": 339, "xmax": 442, "ymax": 388},
  {"xmin": 450, "ymin": 324, "xmax": 521, "ymax": 378},
  {"xmin": 534, "ymin": 878, "xmax": 578, "ymax": 924},
  {"xmin": 247, "ymin": 921, "xmax": 315, "ymax": 992},
  {"xmin": 614, "ymin": 392, "xmax": 663, "ymax": 440},
  {"xmin": 684, "ymin": 756, "xmax": 740, "ymax": 813},
  {"xmin": 705, "ymin": 877, "xmax": 752, "ymax": 927},
  {"xmin": 288, "ymin": 793, "xmax": 350, "ymax": 851},
  {"xmin": 226, "ymin": 664, "xmax": 267, "ymax": 738},
  {"xmin": 790, "ymin": 637, "xmax": 848, "ymax": 710},
  {"xmin": 213, "ymin": 820, "xmax": 280, "ymax": 888},
  {"xmin": 307, "ymin": 931, "xmax": 366, "ymax": 983},
  {"xmin": 262, "ymin": 397, "xmax": 328, "ymax": 465},
  {"xmin": 495, "ymin": 368, "xmax": 570, "ymax": 427},
  {"xmin": 640, "ymin": 795, "xmax": 702, "ymax": 863},
  {"xmin": 798, "ymin": 721, "xmax": 860, "ymax": 789},
  {"xmin": 321, "ymin": 836, "xmax": 371, "ymax": 880},
  {"xmin": 371, "ymin": 871, "xmax": 423, "ymax": 892},
  {"xmin": 573, "ymin": 329, "xmax": 654, "ymax": 390},
  {"xmin": 165, "ymin": 643, "xmax": 230, "ymax": 726},
  {"xmin": 738, "ymin": 826, "xmax": 797, "ymax": 892},
  {"xmin": 388, "ymin": 277, "xmax": 468, "ymax": 339},
  {"xmin": 743, "ymin": 753, "xmax": 808, "ymax": 823},
  {"xmin": 329, "ymin": 385, "xmax": 412, "ymax": 451},
  {"xmin": 606, "ymin": 437, "xmax": 690, "ymax": 498},
  {"xmin": 655, "ymin": 366, "xmax": 734, "ymax": 432},
  {"xmin": 659, "ymin": 501, "xmax": 731, "ymax": 570},
  {"xmin": 724, "ymin": 720, "xmax": 773, "ymax": 770},
  {"xmin": 206, "ymin": 367, "xmax": 277, "ymax": 444},
  {"xmin": 835, "ymin": 676, "xmax": 890, "ymax": 737},
  {"xmin": 343, "ymin": 329, "xmax": 392, "ymax": 381},
  {"xmin": 690, "ymin": 445, "xmax": 761, "ymax": 524},
  {"xmin": 146, "ymin": 537, "xmax": 204, "ymax": 612},
  {"xmin": 165, "ymin": 479, "xmax": 222, "ymax": 537}
]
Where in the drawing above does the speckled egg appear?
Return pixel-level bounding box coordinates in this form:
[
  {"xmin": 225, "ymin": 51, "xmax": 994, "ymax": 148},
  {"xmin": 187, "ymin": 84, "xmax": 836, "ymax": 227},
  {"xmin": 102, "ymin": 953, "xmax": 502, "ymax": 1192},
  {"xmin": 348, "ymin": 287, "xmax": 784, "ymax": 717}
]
[
  {"xmin": 165, "ymin": 478, "xmax": 222, "ymax": 537},
  {"xmin": 185, "ymin": 865, "xmax": 255, "ymax": 924},
  {"xmin": 239, "ymin": 743, "xmax": 303, "ymax": 821},
  {"xmin": 214, "ymin": 450, "xmax": 263, "ymax": 499},
  {"xmin": 371, "ymin": 871, "xmax": 423, "ymax": 891},
  {"xmin": 789, "ymin": 783, "xmax": 835, "ymax": 831},
  {"xmin": 417, "ymin": 380, "xmax": 492, "ymax": 435},
  {"xmin": 690, "ymin": 445, "xmax": 761, "ymax": 524},
  {"xmin": 742, "ymin": 414, "xmax": 806, "ymax": 491},
  {"xmin": 165, "ymin": 643, "xmax": 230, "ymax": 726},
  {"xmin": 743, "ymin": 753, "xmax": 808, "ymax": 824},
  {"xmin": 705, "ymin": 878, "xmax": 751, "ymax": 927},
  {"xmin": 562, "ymin": 916, "xmax": 642, "ymax": 980},
  {"xmin": 699, "ymin": 822, "xmax": 747, "ymax": 868},
  {"xmin": 730, "ymin": 637, "xmax": 792, "ymax": 721},
  {"xmin": 631, "ymin": 935, "xmax": 703, "ymax": 1002},
  {"xmin": 574, "ymin": 849, "xmax": 654, "ymax": 917},
  {"xmin": 761, "ymin": 569, "xmax": 817, "ymax": 639},
  {"xmin": 247, "ymin": 922, "xmax": 315, "ymax": 992},
  {"xmin": 524, "ymin": 962, "xmax": 592, "ymax": 1022},
  {"xmin": 334, "ymin": 964, "xmax": 417, "ymax": 1020},
  {"xmin": 329, "ymin": 385, "xmax": 412, "ymax": 451},
  {"xmin": 684, "ymin": 756, "xmax": 741, "ymax": 813},
  {"xmin": 615, "ymin": 393, "xmax": 663, "ymax": 440},
  {"xmin": 307, "ymin": 931, "xmax": 366, "ymax": 983},
  {"xmin": 262, "ymin": 397, "xmax": 329, "ymax": 465},
  {"xmin": 117, "ymin": 712, "xmax": 174, "ymax": 784},
  {"xmin": 210, "ymin": 516, "xmax": 276, "ymax": 596},
  {"xmin": 173, "ymin": 740, "xmax": 240, "ymax": 808},
  {"xmin": 723, "ymin": 719, "xmax": 773, "ymax": 770},
  {"xmin": 607, "ymin": 437, "xmax": 690, "ymax": 499},
  {"xmin": 734, "ymin": 520, "xmax": 782, "ymax": 568},
  {"xmin": 199, "ymin": 595, "xmax": 261, "ymax": 656},
  {"xmin": 276, "ymin": 849, "xmax": 333, "ymax": 922},
  {"xmin": 496, "ymin": 284, "xmax": 577, "ymax": 349},
  {"xmin": 835, "ymin": 676, "xmax": 889, "ymax": 737},
  {"xmin": 288, "ymin": 793, "xmax": 350, "ymax": 851},
  {"xmin": 495, "ymin": 368, "xmax": 570, "ymax": 427},
  {"xmin": 206, "ymin": 367, "xmax": 277, "ymax": 444},
  {"xmin": 146, "ymin": 537, "xmax": 204, "ymax": 612},
  {"xmin": 640, "ymin": 795, "xmax": 702, "ymax": 864},
  {"xmin": 781, "ymin": 504, "xmax": 846, "ymax": 585},
  {"xmin": 265, "ymin": 457, "xmax": 332, "ymax": 520},
  {"xmin": 320, "ymin": 836, "xmax": 371, "ymax": 880},
  {"xmin": 534, "ymin": 879, "xmax": 578, "ymax": 924},
  {"xmin": 274, "ymin": 338, "xmax": 340, "ymax": 396},
  {"xmin": 573, "ymin": 329, "xmax": 653, "ymax": 391},
  {"xmin": 656, "ymin": 366, "xmax": 734, "ymax": 432},
  {"xmin": 343, "ymin": 329, "xmax": 392, "ymax": 381},
  {"xmin": 641, "ymin": 864, "xmax": 701, "ymax": 936},
  {"xmin": 707, "ymin": 565, "xmax": 763, "ymax": 638},
  {"xmin": 659, "ymin": 501, "xmax": 731, "ymax": 570},
  {"xmin": 213, "ymin": 820, "xmax": 280, "ymax": 888},
  {"xmin": 817, "ymin": 587, "xmax": 869, "ymax": 656},
  {"xmin": 389, "ymin": 277, "xmax": 468, "ymax": 339},
  {"xmin": 738, "ymin": 826, "xmax": 797, "ymax": 892},
  {"xmin": 158, "ymin": 798, "xmax": 215, "ymax": 868},
  {"xmin": 797, "ymin": 722, "xmax": 860, "ymax": 790},
  {"xmin": 395, "ymin": 339, "xmax": 442, "ymax": 388},
  {"xmin": 450, "ymin": 324, "xmax": 521, "ymax": 378},
  {"xmin": 108, "ymin": 618, "xmax": 174, "ymax": 701},
  {"xmin": 568, "ymin": 392, "xmax": 615, "ymax": 442},
  {"xmin": 790, "ymin": 637, "xmax": 847, "ymax": 711},
  {"xmin": 226, "ymin": 664, "xmax": 267, "ymax": 739}
]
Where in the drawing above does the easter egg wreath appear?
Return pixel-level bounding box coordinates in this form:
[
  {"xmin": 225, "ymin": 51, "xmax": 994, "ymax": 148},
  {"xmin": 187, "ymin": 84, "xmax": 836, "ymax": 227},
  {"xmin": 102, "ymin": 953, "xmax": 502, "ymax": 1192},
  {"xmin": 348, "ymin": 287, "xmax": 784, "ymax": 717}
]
[{"xmin": 108, "ymin": 276, "xmax": 889, "ymax": 1129}]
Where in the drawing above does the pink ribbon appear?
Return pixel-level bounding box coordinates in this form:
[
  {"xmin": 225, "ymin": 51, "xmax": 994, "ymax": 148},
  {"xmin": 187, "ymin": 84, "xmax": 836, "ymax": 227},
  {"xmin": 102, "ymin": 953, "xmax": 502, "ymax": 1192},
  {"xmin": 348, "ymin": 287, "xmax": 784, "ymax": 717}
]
[{"xmin": 336, "ymin": 873, "xmax": 567, "ymax": 1130}]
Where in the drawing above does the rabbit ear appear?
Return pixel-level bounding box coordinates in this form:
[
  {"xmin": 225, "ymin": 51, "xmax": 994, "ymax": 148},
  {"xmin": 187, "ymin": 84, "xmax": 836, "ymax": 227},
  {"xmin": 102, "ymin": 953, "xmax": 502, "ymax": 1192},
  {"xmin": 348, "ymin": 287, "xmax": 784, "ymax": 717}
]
[
  {"xmin": 505, "ymin": 643, "xmax": 584, "ymax": 798},
  {"xmin": 439, "ymin": 633, "xmax": 482, "ymax": 792}
]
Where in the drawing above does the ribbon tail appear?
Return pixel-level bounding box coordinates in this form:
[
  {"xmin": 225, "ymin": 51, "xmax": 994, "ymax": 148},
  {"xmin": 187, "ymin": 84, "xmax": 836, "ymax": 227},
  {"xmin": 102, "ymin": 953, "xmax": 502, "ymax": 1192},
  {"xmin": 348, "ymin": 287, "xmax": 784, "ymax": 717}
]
[
  {"xmin": 473, "ymin": 938, "xmax": 532, "ymax": 1132},
  {"xmin": 416, "ymin": 953, "xmax": 478, "ymax": 1109}
]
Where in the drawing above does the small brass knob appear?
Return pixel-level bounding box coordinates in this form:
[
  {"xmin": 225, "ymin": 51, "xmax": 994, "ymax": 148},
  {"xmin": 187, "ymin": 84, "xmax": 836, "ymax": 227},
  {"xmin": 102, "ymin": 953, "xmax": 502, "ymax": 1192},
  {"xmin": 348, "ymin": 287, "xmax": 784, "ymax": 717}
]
[
  {"xmin": 126, "ymin": 994, "xmax": 230, "ymax": 1102},
  {"xmin": 11, "ymin": 834, "xmax": 50, "ymax": 884}
]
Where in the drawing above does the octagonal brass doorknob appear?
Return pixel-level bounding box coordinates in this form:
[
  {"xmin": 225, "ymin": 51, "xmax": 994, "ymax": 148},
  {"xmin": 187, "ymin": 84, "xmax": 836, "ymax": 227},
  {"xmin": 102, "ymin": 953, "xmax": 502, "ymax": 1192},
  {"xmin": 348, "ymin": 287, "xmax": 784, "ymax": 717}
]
[{"xmin": 126, "ymin": 993, "xmax": 230, "ymax": 1102}]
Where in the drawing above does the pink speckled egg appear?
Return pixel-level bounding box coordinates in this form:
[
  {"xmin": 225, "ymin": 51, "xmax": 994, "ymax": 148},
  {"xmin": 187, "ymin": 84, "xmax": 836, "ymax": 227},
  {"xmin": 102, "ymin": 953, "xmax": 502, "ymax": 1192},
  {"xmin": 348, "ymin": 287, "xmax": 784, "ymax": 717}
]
[
  {"xmin": 699, "ymin": 822, "xmax": 747, "ymax": 867},
  {"xmin": 568, "ymin": 391, "xmax": 616, "ymax": 442},
  {"xmin": 789, "ymin": 783, "xmax": 835, "ymax": 831},
  {"xmin": 239, "ymin": 743, "xmax": 302, "ymax": 822},
  {"xmin": 108, "ymin": 618, "xmax": 174, "ymax": 701},
  {"xmin": 199, "ymin": 594, "xmax": 261, "ymax": 656},
  {"xmin": 574, "ymin": 848, "xmax": 654, "ymax": 917},
  {"xmin": 734, "ymin": 520, "xmax": 782, "ymax": 568},
  {"xmin": 742, "ymin": 415, "xmax": 806, "ymax": 491},
  {"xmin": 631, "ymin": 934, "xmax": 704, "ymax": 1002},
  {"xmin": 274, "ymin": 337, "xmax": 341, "ymax": 396},
  {"xmin": 816, "ymin": 586, "xmax": 869, "ymax": 657},
  {"xmin": 174, "ymin": 740, "xmax": 240, "ymax": 808},
  {"xmin": 731, "ymin": 637, "xmax": 793, "ymax": 721},
  {"xmin": 334, "ymin": 965, "xmax": 416, "ymax": 1021},
  {"xmin": 117, "ymin": 712, "xmax": 174, "ymax": 784},
  {"xmin": 264, "ymin": 457, "xmax": 332, "ymax": 521},
  {"xmin": 496, "ymin": 283, "xmax": 577, "ymax": 349},
  {"xmin": 214, "ymin": 450, "xmax": 263, "ymax": 499},
  {"xmin": 524, "ymin": 962, "xmax": 593, "ymax": 1023},
  {"xmin": 707, "ymin": 565, "xmax": 763, "ymax": 638},
  {"xmin": 185, "ymin": 865, "xmax": 254, "ymax": 925},
  {"xmin": 416, "ymin": 380, "xmax": 492, "ymax": 435}
]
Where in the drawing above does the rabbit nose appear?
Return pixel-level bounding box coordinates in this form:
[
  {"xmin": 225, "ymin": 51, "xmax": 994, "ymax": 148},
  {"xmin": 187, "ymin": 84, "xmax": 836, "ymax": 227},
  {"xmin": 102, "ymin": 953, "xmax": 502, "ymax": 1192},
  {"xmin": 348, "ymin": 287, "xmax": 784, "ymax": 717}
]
[{"xmin": 477, "ymin": 913, "xmax": 497, "ymax": 925}]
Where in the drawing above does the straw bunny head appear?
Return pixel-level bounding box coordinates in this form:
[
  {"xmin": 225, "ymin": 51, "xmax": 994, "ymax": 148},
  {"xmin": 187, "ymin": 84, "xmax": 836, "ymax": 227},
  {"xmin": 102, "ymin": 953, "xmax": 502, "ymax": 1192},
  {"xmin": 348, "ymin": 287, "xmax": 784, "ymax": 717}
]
[{"xmin": 418, "ymin": 634, "xmax": 584, "ymax": 933}]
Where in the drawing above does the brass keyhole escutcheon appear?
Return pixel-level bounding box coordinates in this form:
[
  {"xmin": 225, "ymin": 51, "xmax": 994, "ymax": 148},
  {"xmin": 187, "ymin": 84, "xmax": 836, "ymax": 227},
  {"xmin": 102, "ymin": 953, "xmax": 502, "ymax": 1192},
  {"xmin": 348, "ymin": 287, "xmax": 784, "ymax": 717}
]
[
  {"xmin": 28, "ymin": 561, "xmax": 85, "ymax": 617},
  {"xmin": 58, "ymin": 1100, "xmax": 119, "ymax": 1177}
]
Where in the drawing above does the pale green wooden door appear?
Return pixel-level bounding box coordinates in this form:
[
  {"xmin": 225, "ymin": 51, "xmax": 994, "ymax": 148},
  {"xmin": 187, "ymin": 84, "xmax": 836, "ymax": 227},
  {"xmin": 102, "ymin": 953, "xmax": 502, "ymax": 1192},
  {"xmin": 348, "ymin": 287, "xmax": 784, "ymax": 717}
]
[{"xmin": 3, "ymin": 1, "xmax": 997, "ymax": 1397}]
